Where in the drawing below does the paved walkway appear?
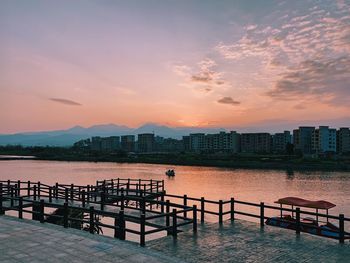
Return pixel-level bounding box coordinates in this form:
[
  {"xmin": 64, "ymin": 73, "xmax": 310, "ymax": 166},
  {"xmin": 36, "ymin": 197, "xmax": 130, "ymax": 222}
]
[
  {"xmin": 0, "ymin": 216, "xmax": 180, "ymax": 263},
  {"xmin": 1, "ymin": 216, "xmax": 349, "ymax": 263},
  {"xmin": 148, "ymin": 220, "xmax": 350, "ymax": 263}
]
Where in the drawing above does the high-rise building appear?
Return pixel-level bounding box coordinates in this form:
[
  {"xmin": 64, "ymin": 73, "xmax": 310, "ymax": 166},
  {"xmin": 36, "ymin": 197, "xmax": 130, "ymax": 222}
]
[
  {"xmin": 203, "ymin": 131, "xmax": 240, "ymax": 153},
  {"xmin": 272, "ymin": 131, "xmax": 292, "ymax": 153},
  {"xmin": 91, "ymin": 136, "xmax": 102, "ymax": 151},
  {"xmin": 293, "ymin": 127, "xmax": 315, "ymax": 155},
  {"xmin": 337, "ymin": 128, "xmax": 350, "ymax": 154},
  {"xmin": 137, "ymin": 133, "xmax": 155, "ymax": 152},
  {"xmin": 121, "ymin": 135, "xmax": 135, "ymax": 152},
  {"xmin": 189, "ymin": 133, "xmax": 206, "ymax": 152},
  {"xmin": 91, "ymin": 136, "xmax": 120, "ymax": 152},
  {"xmin": 182, "ymin": 136, "xmax": 190, "ymax": 151},
  {"xmin": 312, "ymin": 126, "xmax": 336, "ymax": 154},
  {"xmin": 240, "ymin": 133, "xmax": 272, "ymax": 153}
]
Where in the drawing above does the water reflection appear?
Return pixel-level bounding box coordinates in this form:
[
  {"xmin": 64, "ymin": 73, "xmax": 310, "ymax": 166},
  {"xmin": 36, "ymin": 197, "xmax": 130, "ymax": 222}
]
[{"xmin": 0, "ymin": 160, "xmax": 349, "ymax": 219}]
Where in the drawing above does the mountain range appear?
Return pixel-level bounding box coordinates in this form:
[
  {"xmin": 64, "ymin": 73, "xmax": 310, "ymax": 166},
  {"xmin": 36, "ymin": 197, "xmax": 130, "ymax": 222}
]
[{"xmin": 0, "ymin": 123, "xmax": 226, "ymax": 147}]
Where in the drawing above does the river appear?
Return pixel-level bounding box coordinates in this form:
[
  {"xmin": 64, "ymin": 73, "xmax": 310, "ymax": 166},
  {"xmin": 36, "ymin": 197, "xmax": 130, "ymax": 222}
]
[{"xmin": 1, "ymin": 159, "xmax": 349, "ymax": 218}]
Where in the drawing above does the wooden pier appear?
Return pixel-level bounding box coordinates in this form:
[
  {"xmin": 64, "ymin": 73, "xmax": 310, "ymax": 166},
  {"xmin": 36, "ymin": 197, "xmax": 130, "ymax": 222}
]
[{"xmin": 0, "ymin": 179, "xmax": 349, "ymax": 246}]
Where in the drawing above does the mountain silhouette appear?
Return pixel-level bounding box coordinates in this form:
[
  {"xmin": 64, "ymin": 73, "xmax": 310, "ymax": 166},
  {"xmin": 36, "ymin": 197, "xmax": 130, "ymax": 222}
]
[{"xmin": 0, "ymin": 123, "xmax": 225, "ymax": 146}]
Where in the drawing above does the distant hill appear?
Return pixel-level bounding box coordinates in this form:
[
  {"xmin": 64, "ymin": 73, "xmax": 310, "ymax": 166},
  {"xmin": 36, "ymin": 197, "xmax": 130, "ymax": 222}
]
[{"xmin": 0, "ymin": 123, "xmax": 225, "ymax": 147}]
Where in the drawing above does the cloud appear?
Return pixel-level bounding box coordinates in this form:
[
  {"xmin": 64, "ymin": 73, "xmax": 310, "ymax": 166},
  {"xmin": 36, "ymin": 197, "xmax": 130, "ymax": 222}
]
[
  {"xmin": 217, "ymin": 97, "xmax": 240, "ymax": 106},
  {"xmin": 173, "ymin": 58, "xmax": 230, "ymax": 93},
  {"xmin": 266, "ymin": 56, "xmax": 350, "ymax": 106},
  {"xmin": 49, "ymin": 98, "xmax": 82, "ymax": 106},
  {"xmin": 215, "ymin": 1, "xmax": 350, "ymax": 106}
]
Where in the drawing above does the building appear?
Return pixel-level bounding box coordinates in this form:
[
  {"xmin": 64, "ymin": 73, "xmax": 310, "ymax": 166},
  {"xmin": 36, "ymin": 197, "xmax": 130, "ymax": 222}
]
[
  {"xmin": 156, "ymin": 137, "xmax": 183, "ymax": 152},
  {"xmin": 293, "ymin": 127, "xmax": 315, "ymax": 155},
  {"xmin": 337, "ymin": 128, "xmax": 350, "ymax": 154},
  {"xmin": 91, "ymin": 136, "xmax": 102, "ymax": 151},
  {"xmin": 312, "ymin": 126, "xmax": 336, "ymax": 154},
  {"xmin": 121, "ymin": 135, "xmax": 135, "ymax": 152},
  {"xmin": 137, "ymin": 133, "xmax": 155, "ymax": 153},
  {"xmin": 203, "ymin": 131, "xmax": 240, "ymax": 153},
  {"xmin": 91, "ymin": 136, "xmax": 120, "ymax": 152},
  {"xmin": 189, "ymin": 133, "xmax": 206, "ymax": 152},
  {"xmin": 182, "ymin": 136, "xmax": 190, "ymax": 151},
  {"xmin": 240, "ymin": 133, "xmax": 272, "ymax": 153},
  {"xmin": 272, "ymin": 131, "xmax": 292, "ymax": 153}
]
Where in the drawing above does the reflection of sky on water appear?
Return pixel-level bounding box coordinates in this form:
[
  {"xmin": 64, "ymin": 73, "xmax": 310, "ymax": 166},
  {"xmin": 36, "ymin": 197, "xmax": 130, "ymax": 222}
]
[{"xmin": 1, "ymin": 160, "xmax": 349, "ymax": 229}]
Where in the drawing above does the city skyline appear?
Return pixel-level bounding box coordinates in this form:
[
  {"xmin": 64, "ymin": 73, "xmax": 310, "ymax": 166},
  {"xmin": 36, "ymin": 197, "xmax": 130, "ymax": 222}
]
[{"xmin": 1, "ymin": 0, "xmax": 350, "ymax": 133}]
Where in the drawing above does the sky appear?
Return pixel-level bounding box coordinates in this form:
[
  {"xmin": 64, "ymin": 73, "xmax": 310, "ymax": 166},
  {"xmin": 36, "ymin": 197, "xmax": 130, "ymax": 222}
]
[{"xmin": 1, "ymin": 0, "xmax": 350, "ymax": 133}]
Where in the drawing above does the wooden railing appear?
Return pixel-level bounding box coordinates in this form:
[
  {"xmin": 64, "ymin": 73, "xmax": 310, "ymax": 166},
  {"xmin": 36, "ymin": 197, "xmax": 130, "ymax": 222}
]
[
  {"xmin": 0, "ymin": 179, "xmax": 349, "ymax": 244},
  {"xmin": 0, "ymin": 181, "xmax": 195, "ymax": 246}
]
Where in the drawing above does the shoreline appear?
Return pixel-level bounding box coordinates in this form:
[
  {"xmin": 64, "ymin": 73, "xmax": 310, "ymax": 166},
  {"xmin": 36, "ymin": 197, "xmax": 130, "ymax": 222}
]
[{"xmin": 30, "ymin": 155, "xmax": 350, "ymax": 172}]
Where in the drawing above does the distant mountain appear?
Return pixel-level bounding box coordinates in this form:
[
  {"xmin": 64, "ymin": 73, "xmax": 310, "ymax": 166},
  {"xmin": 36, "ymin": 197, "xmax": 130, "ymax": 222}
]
[{"xmin": 0, "ymin": 123, "xmax": 226, "ymax": 147}]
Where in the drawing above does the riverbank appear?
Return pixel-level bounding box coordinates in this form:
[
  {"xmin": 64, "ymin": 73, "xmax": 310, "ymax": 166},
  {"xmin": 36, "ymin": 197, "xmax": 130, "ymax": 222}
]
[
  {"xmin": 31, "ymin": 154, "xmax": 350, "ymax": 172},
  {"xmin": 1, "ymin": 145, "xmax": 350, "ymax": 171}
]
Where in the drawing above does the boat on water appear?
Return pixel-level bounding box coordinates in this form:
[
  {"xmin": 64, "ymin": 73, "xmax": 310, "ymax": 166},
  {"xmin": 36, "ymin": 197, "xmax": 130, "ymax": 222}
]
[
  {"xmin": 165, "ymin": 169, "xmax": 175, "ymax": 176},
  {"xmin": 265, "ymin": 197, "xmax": 350, "ymax": 240}
]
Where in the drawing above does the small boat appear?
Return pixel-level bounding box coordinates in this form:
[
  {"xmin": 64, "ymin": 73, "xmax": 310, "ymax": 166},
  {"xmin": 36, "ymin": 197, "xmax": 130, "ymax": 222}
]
[
  {"xmin": 165, "ymin": 169, "xmax": 175, "ymax": 176},
  {"xmin": 265, "ymin": 197, "xmax": 350, "ymax": 240}
]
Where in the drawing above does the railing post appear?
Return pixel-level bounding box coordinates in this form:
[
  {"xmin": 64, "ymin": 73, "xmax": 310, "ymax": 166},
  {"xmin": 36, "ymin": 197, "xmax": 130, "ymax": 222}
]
[
  {"xmin": 121, "ymin": 191, "xmax": 125, "ymax": 210},
  {"xmin": 119, "ymin": 210, "xmax": 125, "ymax": 240},
  {"xmin": 89, "ymin": 206, "xmax": 94, "ymax": 234},
  {"xmin": 260, "ymin": 202, "xmax": 265, "ymax": 227},
  {"xmin": 172, "ymin": 209, "xmax": 177, "ymax": 239},
  {"xmin": 219, "ymin": 200, "xmax": 223, "ymax": 224},
  {"xmin": 40, "ymin": 199, "xmax": 45, "ymax": 223},
  {"xmin": 70, "ymin": 184, "xmax": 74, "ymax": 201},
  {"xmin": 82, "ymin": 190, "xmax": 86, "ymax": 207},
  {"xmin": 27, "ymin": 181, "xmax": 30, "ymax": 197},
  {"xmin": 10, "ymin": 186, "xmax": 14, "ymax": 207},
  {"xmin": 161, "ymin": 193, "xmax": 165, "ymax": 213},
  {"xmin": 184, "ymin": 195, "xmax": 188, "ymax": 219},
  {"xmin": 87, "ymin": 185, "xmax": 90, "ymax": 203},
  {"xmin": 100, "ymin": 192, "xmax": 105, "ymax": 211},
  {"xmin": 150, "ymin": 179, "xmax": 153, "ymax": 193},
  {"xmin": 55, "ymin": 183, "xmax": 59, "ymax": 199},
  {"xmin": 18, "ymin": 197, "xmax": 23, "ymax": 219},
  {"xmin": 166, "ymin": 200, "xmax": 170, "ymax": 235},
  {"xmin": 17, "ymin": 180, "xmax": 20, "ymax": 196},
  {"xmin": 38, "ymin": 182, "xmax": 41, "ymax": 199},
  {"xmin": 49, "ymin": 187, "xmax": 52, "ymax": 203},
  {"xmin": 193, "ymin": 205, "xmax": 197, "ymax": 233},
  {"xmin": 0, "ymin": 183, "xmax": 3, "ymax": 215},
  {"xmin": 14, "ymin": 184, "xmax": 18, "ymax": 197},
  {"xmin": 296, "ymin": 207, "xmax": 300, "ymax": 234},
  {"xmin": 65, "ymin": 188, "xmax": 68, "ymax": 203},
  {"xmin": 141, "ymin": 197, "xmax": 146, "ymax": 214},
  {"xmin": 339, "ymin": 214, "xmax": 345, "ymax": 244},
  {"xmin": 34, "ymin": 185, "xmax": 37, "ymax": 201},
  {"xmin": 230, "ymin": 198, "xmax": 235, "ymax": 221},
  {"xmin": 140, "ymin": 213, "xmax": 146, "ymax": 246},
  {"xmin": 201, "ymin": 197, "xmax": 205, "ymax": 223},
  {"xmin": 63, "ymin": 202, "xmax": 68, "ymax": 228}
]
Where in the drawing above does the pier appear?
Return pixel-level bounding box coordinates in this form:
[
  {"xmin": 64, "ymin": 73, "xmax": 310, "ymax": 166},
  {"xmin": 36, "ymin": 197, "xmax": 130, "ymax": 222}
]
[{"xmin": 0, "ymin": 178, "xmax": 349, "ymax": 248}]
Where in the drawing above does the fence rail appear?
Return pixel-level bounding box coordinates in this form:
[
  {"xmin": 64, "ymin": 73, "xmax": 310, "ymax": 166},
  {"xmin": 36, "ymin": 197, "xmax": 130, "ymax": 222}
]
[{"xmin": 0, "ymin": 179, "xmax": 349, "ymax": 244}]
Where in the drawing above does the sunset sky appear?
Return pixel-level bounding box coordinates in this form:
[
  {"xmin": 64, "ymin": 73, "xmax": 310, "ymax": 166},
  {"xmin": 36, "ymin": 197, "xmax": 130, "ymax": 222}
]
[{"xmin": 1, "ymin": 0, "xmax": 350, "ymax": 133}]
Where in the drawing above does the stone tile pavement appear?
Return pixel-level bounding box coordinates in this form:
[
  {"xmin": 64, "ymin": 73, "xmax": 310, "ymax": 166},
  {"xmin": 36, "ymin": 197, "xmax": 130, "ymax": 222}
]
[
  {"xmin": 1, "ymin": 215, "xmax": 349, "ymax": 263},
  {"xmin": 0, "ymin": 216, "xmax": 181, "ymax": 263},
  {"xmin": 147, "ymin": 220, "xmax": 350, "ymax": 263}
]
